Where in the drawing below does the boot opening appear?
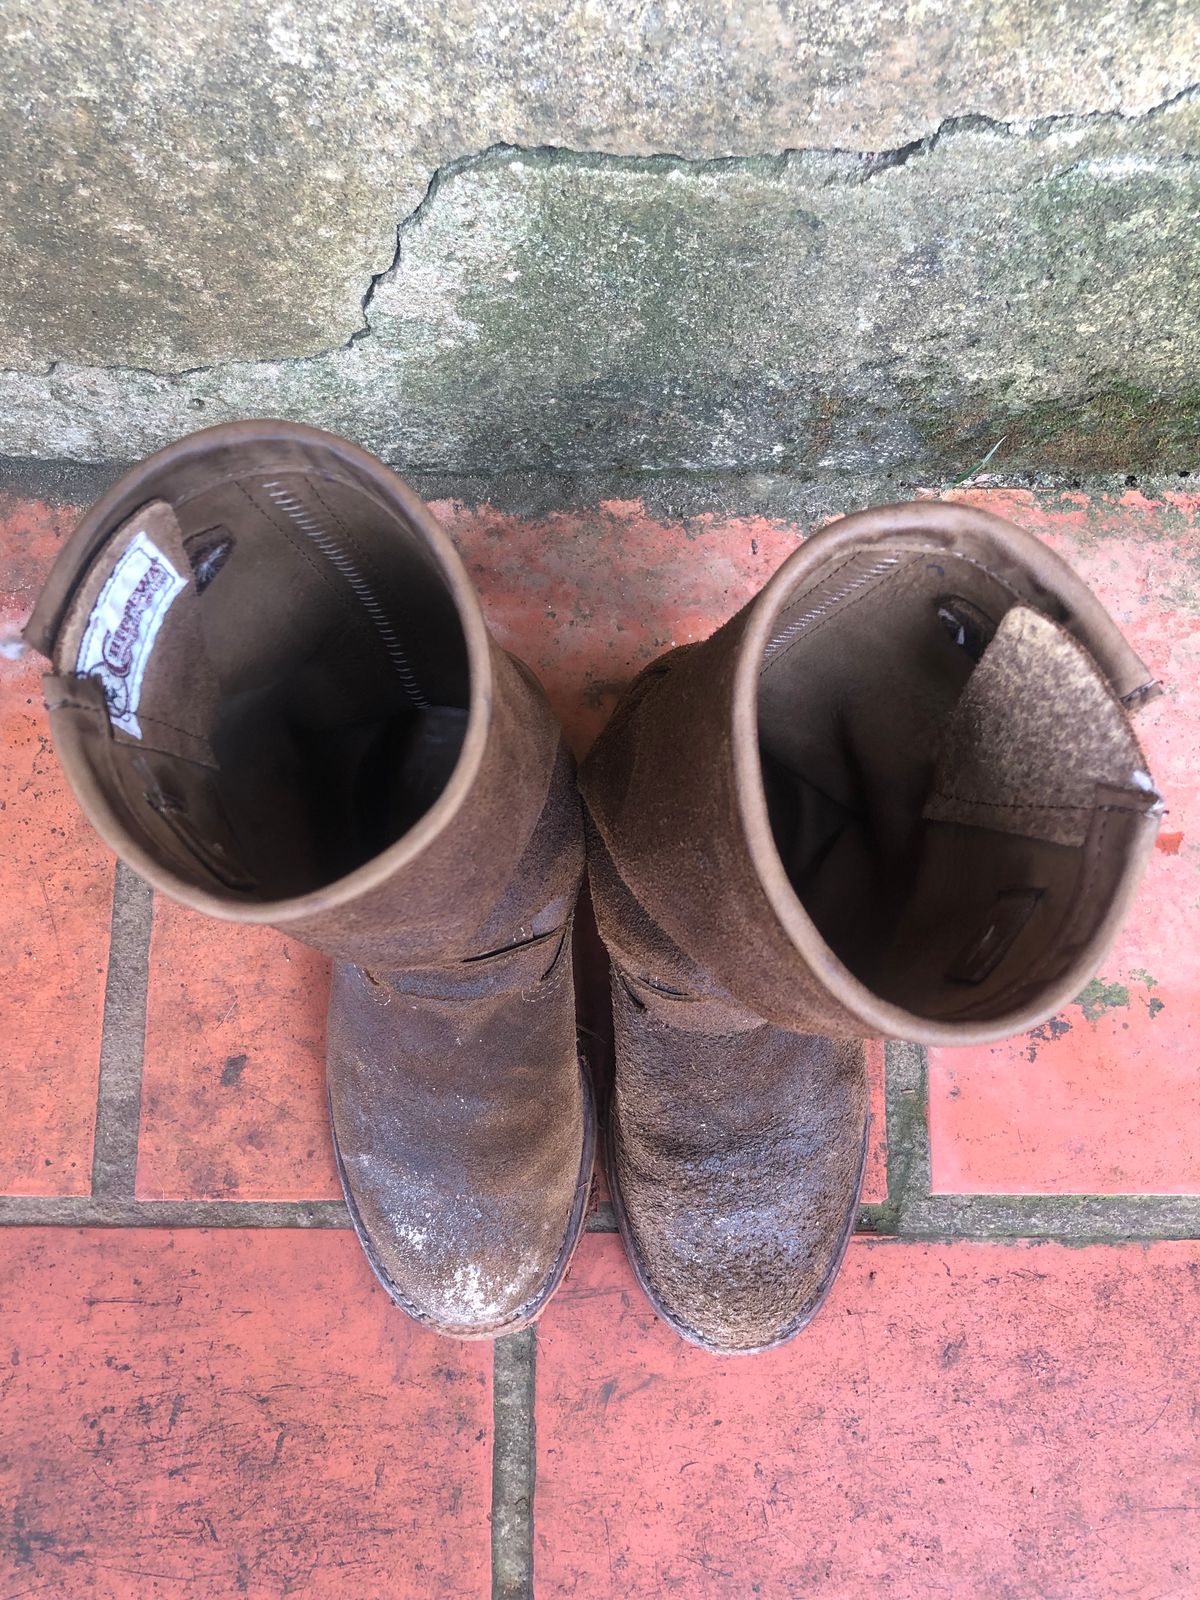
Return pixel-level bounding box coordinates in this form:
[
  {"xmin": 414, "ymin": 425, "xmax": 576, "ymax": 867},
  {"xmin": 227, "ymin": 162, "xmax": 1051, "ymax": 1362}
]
[
  {"xmin": 757, "ymin": 546, "xmax": 1159, "ymax": 1024},
  {"xmin": 51, "ymin": 449, "xmax": 471, "ymax": 901}
]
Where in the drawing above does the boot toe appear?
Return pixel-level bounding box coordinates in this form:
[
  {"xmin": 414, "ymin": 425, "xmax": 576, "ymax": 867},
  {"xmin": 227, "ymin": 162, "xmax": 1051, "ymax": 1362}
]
[
  {"xmin": 608, "ymin": 1017, "xmax": 869, "ymax": 1355},
  {"xmin": 326, "ymin": 954, "xmax": 594, "ymax": 1339},
  {"xmin": 612, "ymin": 1127, "xmax": 865, "ymax": 1353},
  {"xmin": 333, "ymin": 1132, "xmax": 591, "ymax": 1338}
]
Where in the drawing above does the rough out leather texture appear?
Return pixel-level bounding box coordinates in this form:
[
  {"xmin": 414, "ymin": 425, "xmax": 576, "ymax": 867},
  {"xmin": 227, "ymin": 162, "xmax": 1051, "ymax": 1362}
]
[
  {"xmin": 924, "ymin": 606, "xmax": 1146, "ymax": 848},
  {"xmin": 329, "ymin": 743, "xmax": 592, "ymax": 1337},
  {"xmin": 26, "ymin": 422, "xmax": 593, "ymax": 1339},
  {"xmin": 581, "ymin": 619, "xmax": 873, "ymax": 1039},
  {"xmin": 589, "ymin": 824, "xmax": 868, "ymax": 1354},
  {"xmin": 579, "ymin": 501, "xmax": 1161, "ymax": 1354}
]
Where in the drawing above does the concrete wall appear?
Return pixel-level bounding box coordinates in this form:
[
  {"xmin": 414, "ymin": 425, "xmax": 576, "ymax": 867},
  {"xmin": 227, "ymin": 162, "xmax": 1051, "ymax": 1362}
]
[{"xmin": 2, "ymin": 1, "xmax": 1198, "ymax": 475}]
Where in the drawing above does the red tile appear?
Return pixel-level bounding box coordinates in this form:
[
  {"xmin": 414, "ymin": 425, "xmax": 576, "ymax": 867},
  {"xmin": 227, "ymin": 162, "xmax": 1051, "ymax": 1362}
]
[
  {"xmin": 435, "ymin": 498, "xmax": 800, "ymax": 756},
  {"xmin": 0, "ymin": 496, "xmax": 112, "ymax": 1196},
  {"xmin": 536, "ymin": 1233, "xmax": 1199, "ymax": 1600},
  {"xmin": 138, "ymin": 901, "xmax": 340, "ymax": 1200},
  {"xmin": 930, "ymin": 490, "xmax": 1200, "ymax": 1195},
  {"xmin": 0, "ymin": 1227, "xmax": 491, "ymax": 1599}
]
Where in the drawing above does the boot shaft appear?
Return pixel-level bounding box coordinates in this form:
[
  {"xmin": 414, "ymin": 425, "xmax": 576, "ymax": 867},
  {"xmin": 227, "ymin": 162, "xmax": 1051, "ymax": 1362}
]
[
  {"xmin": 27, "ymin": 421, "xmax": 578, "ymax": 968},
  {"xmin": 581, "ymin": 500, "xmax": 1162, "ymax": 1045}
]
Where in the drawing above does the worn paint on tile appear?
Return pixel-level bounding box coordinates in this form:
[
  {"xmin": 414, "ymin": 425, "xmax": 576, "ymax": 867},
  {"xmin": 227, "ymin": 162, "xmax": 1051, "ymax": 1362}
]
[
  {"xmin": 0, "ymin": 1228, "xmax": 492, "ymax": 1599},
  {"xmin": 0, "ymin": 496, "xmax": 112, "ymax": 1195},
  {"xmin": 434, "ymin": 497, "xmax": 800, "ymax": 755},
  {"xmin": 138, "ymin": 902, "xmax": 339, "ymax": 1201},
  {"xmin": 930, "ymin": 490, "xmax": 1200, "ymax": 1194},
  {"xmin": 536, "ymin": 1233, "xmax": 1200, "ymax": 1600}
]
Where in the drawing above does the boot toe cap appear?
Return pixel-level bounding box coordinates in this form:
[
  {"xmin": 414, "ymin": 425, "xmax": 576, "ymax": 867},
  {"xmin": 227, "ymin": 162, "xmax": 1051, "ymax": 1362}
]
[
  {"xmin": 607, "ymin": 1024, "xmax": 869, "ymax": 1354},
  {"xmin": 615, "ymin": 1169, "xmax": 863, "ymax": 1354},
  {"xmin": 334, "ymin": 1139, "xmax": 588, "ymax": 1337}
]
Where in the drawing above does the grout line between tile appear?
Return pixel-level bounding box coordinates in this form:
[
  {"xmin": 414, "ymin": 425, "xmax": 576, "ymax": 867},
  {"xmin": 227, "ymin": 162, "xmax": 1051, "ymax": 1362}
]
[
  {"xmin": 0, "ymin": 1195, "xmax": 351, "ymax": 1228},
  {"xmin": 881, "ymin": 1038, "xmax": 934, "ymax": 1226},
  {"xmin": 895, "ymin": 1191, "xmax": 1200, "ymax": 1241},
  {"xmin": 3, "ymin": 1030, "xmax": 1196, "ymax": 1240},
  {"xmin": 876, "ymin": 1038, "xmax": 1200, "ymax": 1241},
  {"xmin": 90, "ymin": 864, "xmax": 154, "ymax": 1198},
  {"xmin": 492, "ymin": 1326, "xmax": 537, "ymax": 1600},
  {"xmin": 2, "ymin": 1185, "xmax": 1193, "ymax": 1241}
]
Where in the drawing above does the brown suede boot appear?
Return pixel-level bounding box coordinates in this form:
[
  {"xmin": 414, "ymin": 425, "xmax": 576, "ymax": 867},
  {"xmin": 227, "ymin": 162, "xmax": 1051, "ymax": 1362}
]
[
  {"xmin": 26, "ymin": 420, "xmax": 593, "ymax": 1338},
  {"xmin": 579, "ymin": 500, "xmax": 1162, "ymax": 1354}
]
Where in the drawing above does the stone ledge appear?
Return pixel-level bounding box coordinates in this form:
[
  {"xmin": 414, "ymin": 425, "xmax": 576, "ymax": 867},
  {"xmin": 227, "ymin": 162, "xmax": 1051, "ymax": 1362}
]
[
  {"xmin": 1, "ymin": 95, "xmax": 1197, "ymax": 475},
  {"xmin": 2, "ymin": 0, "xmax": 1198, "ymax": 368}
]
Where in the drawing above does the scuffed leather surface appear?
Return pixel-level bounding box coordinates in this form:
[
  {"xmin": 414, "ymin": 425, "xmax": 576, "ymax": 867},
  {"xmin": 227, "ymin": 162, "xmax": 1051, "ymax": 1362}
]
[
  {"xmin": 328, "ymin": 737, "xmax": 592, "ymax": 1335},
  {"xmin": 329, "ymin": 929, "xmax": 588, "ymax": 1335},
  {"xmin": 582, "ymin": 626, "xmax": 871, "ymax": 1038},
  {"xmin": 585, "ymin": 823, "xmax": 866, "ymax": 1352},
  {"xmin": 578, "ymin": 503, "xmax": 1161, "ymax": 1350},
  {"xmin": 609, "ymin": 968, "xmax": 867, "ymax": 1353},
  {"xmin": 26, "ymin": 421, "xmax": 591, "ymax": 1339}
]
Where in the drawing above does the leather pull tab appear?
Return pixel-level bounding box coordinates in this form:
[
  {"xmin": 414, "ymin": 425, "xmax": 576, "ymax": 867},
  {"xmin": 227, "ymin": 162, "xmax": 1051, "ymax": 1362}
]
[
  {"xmin": 42, "ymin": 668, "xmax": 113, "ymax": 726},
  {"xmin": 924, "ymin": 606, "xmax": 1160, "ymax": 849}
]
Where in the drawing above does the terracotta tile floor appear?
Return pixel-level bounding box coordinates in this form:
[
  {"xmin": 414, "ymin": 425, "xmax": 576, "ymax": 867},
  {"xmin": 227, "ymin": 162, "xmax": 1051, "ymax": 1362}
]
[{"xmin": 1, "ymin": 481, "xmax": 1197, "ymax": 1598}]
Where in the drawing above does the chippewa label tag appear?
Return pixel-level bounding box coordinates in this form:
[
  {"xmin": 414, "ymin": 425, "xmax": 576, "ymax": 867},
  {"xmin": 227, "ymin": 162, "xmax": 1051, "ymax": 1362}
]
[{"xmin": 75, "ymin": 531, "xmax": 187, "ymax": 738}]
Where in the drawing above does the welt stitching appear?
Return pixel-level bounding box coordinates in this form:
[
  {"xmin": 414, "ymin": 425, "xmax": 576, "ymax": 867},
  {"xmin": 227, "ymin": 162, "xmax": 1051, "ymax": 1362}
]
[
  {"xmin": 914, "ymin": 547, "xmax": 1025, "ymax": 604},
  {"xmin": 931, "ymin": 795, "xmax": 1143, "ymax": 815},
  {"xmin": 1075, "ymin": 807, "xmax": 1112, "ymax": 924},
  {"xmin": 45, "ymin": 697, "xmax": 102, "ymax": 714},
  {"xmin": 134, "ymin": 712, "xmax": 210, "ymax": 743},
  {"xmin": 131, "ymin": 713, "xmax": 218, "ymax": 766},
  {"xmin": 930, "ymin": 792, "xmax": 1093, "ymax": 812}
]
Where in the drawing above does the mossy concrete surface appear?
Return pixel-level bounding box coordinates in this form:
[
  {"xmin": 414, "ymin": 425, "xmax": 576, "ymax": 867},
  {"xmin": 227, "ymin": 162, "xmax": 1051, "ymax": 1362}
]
[
  {"xmin": 3, "ymin": 2, "xmax": 1199, "ymax": 475},
  {"xmin": 3, "ymin": 0, "xmax": 1197, "ymax": 371},
  {"xmin": 3, "ymin": 93, "xmax": 1197, "ymax": 477}
]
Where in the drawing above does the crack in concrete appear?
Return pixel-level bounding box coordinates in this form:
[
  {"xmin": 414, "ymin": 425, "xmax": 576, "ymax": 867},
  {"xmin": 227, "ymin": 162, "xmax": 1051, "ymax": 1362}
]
[
  {"xmin": 3, "ymin": 81, "xmax": 1197, "ymax": 386},
  {"xmin": 848, "ymin": 78, "xmax": 1200, "ymax": 178},
  {"xmin": 317, "ymin": 79, "xmax": 1200, "ymax": 364}
]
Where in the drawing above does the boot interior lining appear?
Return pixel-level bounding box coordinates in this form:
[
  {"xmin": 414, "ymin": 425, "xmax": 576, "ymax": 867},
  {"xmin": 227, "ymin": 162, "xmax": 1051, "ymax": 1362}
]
[
  {"xmin": 757, "ymin": 546, "xmax": 1153, "ymax": 1024},
  {"xmin": 56, "ymin": 463, "xmax": 470, "ymax": 901}
]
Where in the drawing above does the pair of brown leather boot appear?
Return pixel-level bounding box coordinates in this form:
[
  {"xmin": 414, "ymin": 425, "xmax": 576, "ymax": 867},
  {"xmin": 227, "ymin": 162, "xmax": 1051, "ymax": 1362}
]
[{"xmin": 28, "ymin": 423, "xmax": 1162, "ymax": 1353}]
